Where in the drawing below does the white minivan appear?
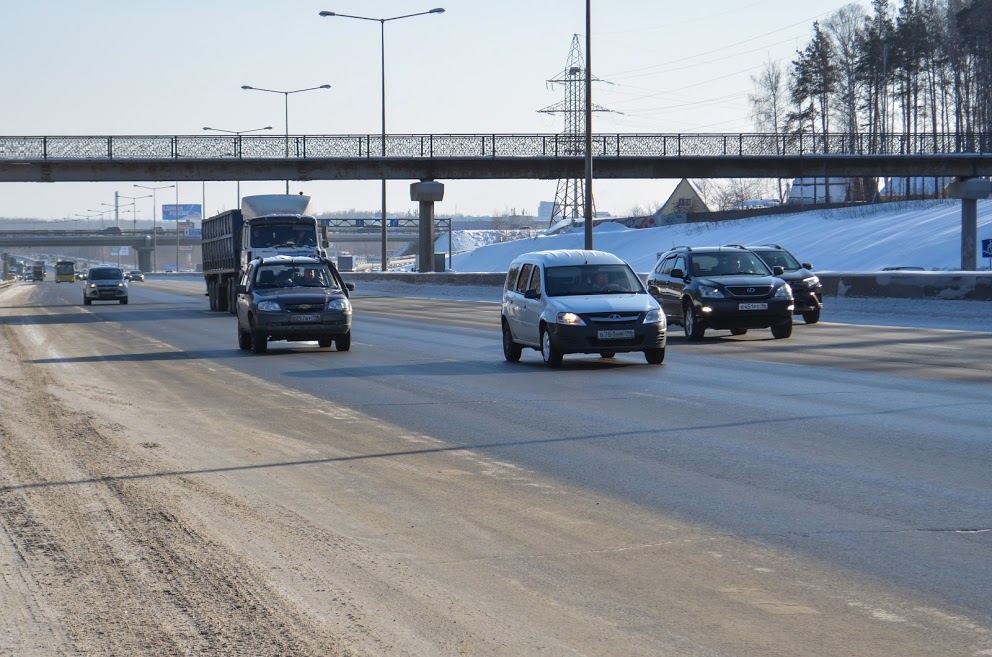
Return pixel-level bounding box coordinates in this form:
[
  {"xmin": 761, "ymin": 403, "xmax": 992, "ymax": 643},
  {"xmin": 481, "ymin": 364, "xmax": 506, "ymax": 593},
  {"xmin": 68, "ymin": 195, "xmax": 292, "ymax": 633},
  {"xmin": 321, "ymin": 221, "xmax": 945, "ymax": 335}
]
[{"xmin": 501, "ymin": 249, "xmax": 666, "ymax": 368}]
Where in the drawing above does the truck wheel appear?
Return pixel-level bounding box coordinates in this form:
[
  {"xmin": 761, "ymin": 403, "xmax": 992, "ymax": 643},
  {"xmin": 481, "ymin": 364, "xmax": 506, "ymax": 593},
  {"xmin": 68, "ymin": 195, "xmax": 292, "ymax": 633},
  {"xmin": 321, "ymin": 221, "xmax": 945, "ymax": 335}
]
[
  {"xmin": 208, "ymin": 281, "xmax": 218, "ymax": 311},
  {"xmin": 334, "ymin": 332, "xmax": 352, "ymax": 352},
  {"xmin": 250, "ymin": 322, "xmax": 268, "ymax": 354}
]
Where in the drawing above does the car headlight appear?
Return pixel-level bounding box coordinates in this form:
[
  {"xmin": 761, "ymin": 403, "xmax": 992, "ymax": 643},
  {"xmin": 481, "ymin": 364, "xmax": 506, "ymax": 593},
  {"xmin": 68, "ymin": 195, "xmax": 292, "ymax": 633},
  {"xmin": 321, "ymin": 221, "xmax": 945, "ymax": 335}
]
[
  {"xmin": 257, "ymin": 300, "xmax": 281, "ymax": 311},
  {"xmin": 643, "ymin": 308, "xmax": 665, "ymax": 325},
  {"xmin": 803, "ymin": 275, "xmax": 820, "ymax": 287},
  {"xmin": 774, "ymin": 284, "xmax": 793, "ymax": 299},
  {"xmin": 327, "ymin": 298, "xmax": 352, "ymax": 314},
  {"xmin": 556, "ymin": 312, "xmax": 586, "ymax": 326},
  {"xmin": 697, "ymin": 285, "xmax": 725, "ymax": 299}
]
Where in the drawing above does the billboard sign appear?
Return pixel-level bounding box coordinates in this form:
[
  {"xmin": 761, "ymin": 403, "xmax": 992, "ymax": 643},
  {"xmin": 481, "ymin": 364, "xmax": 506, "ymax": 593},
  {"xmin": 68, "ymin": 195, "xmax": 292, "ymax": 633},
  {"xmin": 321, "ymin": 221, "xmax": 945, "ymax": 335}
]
[{"xmin": 162, "ymin": 204, "xmax": 202, "ymax": 221}]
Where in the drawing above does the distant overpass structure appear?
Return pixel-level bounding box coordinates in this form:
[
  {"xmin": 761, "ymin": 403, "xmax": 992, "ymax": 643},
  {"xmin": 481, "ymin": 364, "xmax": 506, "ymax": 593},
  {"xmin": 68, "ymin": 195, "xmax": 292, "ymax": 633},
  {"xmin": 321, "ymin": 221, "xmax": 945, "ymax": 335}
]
[{"xmin": 0, "ymin": 229, "xmax": 199, "ymax": 272}]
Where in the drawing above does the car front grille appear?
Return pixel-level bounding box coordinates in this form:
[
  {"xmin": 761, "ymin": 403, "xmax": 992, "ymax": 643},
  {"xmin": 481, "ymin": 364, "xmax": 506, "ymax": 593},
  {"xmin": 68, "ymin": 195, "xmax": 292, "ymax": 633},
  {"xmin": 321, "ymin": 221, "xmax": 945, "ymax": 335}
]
[
  {"xmin": 585, "ymin": 312, "xmax": 643, "ymax": 327},
  {"xmin": 725, "ymin": 285, "xmax": 773, "ymax": 298}
]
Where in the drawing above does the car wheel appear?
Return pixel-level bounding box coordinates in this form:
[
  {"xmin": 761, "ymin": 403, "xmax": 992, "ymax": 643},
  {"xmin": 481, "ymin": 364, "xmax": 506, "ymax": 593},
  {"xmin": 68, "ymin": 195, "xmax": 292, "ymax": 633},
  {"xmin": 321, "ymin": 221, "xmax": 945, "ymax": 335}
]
[
  {"xmin": 502, "ymin": 321, "xmax": 522, "ymax": 362},
  {"xmin": 600, "ymin": 352, "xmax": 616, "ymax": 359},
  {"xmin": 644, "ymin": 348, "xmax": 665, "ymax": 365},
  {"xmin": 237, "ymin": 325, "xmax": 251, "ymax": 351},
  {"xmin": 803, "ymin": 308, "xmax": 821, "ymax": 324},
  {"xmin": 317, "ymin": 337, "xmax": 333, "ymax": 348},
  {"xmin": 730, "ymin": 328, "xmax": 747, "ymax": 336},
  {"xmin": 250, "ymin": 322, "xmax": 268, "ymax": 354},
  {"xmin": 683, "ymin": 301, "xmax": 705, "ymax": 341},
  {"xmin": 120, "ymin": 298, "xmax": 128, "ymax": 305},
  {"xmin": 335, "ymin": 331, "xmax": 352, "ymax": 352},
  {"xmin": 771, "ymin": 320, "xmax": 793, "ymax": 339},
  {"xmin": 83, "ymin": 297, "xmax": 91, "ymax": 305},
  {"xmin": 541, "ymin": 327, "xmax": 563, "ymax": 368}
]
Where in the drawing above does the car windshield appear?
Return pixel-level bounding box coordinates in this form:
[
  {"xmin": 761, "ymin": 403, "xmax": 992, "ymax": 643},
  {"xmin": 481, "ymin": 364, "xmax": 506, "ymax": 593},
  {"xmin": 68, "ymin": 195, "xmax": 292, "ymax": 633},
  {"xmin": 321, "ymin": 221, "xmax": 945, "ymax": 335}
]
[
  {"xmin": 251, "ymin": 224, "xmax": 317, "ymax": 248},
  {"xmin": 545, "ymin": 264, "xmax": 643, "ymax": 296},
  {"xmin": 89, "ymin": 268, "xmax": 123, "ymax": 281},
  {"xmin": 751, "ymin": 250, "xmax": 801, "ymax": 271},
  {"xmin": 691, "ymin": 253, "xmax": 771, "ymax": 276},
  {"xmin": 255, "ymin": 264, "xmax": 336, "ymax": 289}
]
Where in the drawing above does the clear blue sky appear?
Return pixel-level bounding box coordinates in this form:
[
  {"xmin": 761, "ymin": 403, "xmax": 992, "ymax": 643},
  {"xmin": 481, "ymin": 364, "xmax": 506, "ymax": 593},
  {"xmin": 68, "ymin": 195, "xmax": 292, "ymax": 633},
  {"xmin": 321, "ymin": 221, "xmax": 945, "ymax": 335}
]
[{"xmin": 1, "ymin": 0, "xmax": 846, "ymax": 222}]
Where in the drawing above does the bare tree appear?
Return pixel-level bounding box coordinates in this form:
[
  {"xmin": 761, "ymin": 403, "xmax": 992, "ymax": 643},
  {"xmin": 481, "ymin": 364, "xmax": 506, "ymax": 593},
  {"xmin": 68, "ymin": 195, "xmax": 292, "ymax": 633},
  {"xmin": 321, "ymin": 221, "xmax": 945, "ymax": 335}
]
[{"xmin": 749, "ymin": 58, "xmax": 789, "ymax": 201}]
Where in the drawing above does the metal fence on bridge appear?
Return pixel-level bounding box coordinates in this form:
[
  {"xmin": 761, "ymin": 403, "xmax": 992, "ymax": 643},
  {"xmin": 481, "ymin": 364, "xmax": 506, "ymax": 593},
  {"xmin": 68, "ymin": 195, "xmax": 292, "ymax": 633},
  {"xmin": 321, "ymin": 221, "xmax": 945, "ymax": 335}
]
[{"xmin": 3, "ymin": 132, "xmax": 992, "ymax": 161}]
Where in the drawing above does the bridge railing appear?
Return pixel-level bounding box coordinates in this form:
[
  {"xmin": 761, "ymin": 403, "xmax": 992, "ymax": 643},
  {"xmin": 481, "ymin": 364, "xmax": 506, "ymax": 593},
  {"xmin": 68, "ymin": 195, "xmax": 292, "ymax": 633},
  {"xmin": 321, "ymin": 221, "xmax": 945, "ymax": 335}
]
[{"xmin": 2, "ymin": 132, "xmax": 992, "ymax": 160}]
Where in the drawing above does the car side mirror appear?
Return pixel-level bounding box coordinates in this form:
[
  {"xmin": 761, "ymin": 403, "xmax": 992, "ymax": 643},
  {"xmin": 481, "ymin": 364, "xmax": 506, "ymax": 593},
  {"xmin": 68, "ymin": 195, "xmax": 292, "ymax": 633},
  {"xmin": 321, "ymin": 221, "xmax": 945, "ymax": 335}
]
[
  {"xmin": 772, "ymin": 266, "xmax": 785, "ymax": 276},
  {"xmin": 802, "ymin": 263, "xmax": 813, "ymax": 270},
  {"xmin": 647, "ymin": 284, "xmax": 661, "ymax": 296},
  {"xmin": 346, "ymin": 282, "xmax": 355, "ymax": 291},
  {"xmin": 524, "ymin": 289, "xmax": 540, "ymax": 299},
  {"xmin": 235, "ymin": 284, "xmax": 247, "ymax": 294},
  {"xmin": 670, "ymin": 268, "xmax": 685, "ymax": 279}
]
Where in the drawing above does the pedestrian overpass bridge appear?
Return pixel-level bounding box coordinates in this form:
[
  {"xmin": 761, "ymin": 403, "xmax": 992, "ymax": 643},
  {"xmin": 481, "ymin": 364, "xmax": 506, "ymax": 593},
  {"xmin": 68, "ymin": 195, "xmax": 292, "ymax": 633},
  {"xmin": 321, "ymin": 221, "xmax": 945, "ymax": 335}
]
[
  {"xmin": 2, "ymin": 131, "xmax": 991, "ymax": 269},
  {"xmin": 1, "ymin": 132, "xmax": 991, "ymax": 182}
]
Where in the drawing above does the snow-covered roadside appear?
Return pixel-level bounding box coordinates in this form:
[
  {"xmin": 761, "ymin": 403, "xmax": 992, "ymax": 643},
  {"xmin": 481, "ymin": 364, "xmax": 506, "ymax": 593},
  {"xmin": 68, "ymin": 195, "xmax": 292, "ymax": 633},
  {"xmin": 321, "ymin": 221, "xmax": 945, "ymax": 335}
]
[{"xmin": 352, "ymin": 280, "xmax": 991, "ymax": 333}]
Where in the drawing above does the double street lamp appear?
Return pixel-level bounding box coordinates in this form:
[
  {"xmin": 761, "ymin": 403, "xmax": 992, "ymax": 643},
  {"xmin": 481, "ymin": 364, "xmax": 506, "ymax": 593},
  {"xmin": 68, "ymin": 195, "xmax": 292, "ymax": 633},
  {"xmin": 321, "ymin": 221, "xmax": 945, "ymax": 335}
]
[
  {"xmin": 319, "ymin": 7, "xmax": 445, "ymax": 271},
  {"xmin": 203, "ymin": 126, "xmax": 273, "ymax": 204},
  {"xmin": 134, "ymin": 184, "xmax": 175, "ymax": 272},
  {"xmin": 241, "ymin": 85, "xmax": 331, "ymax": 194}
]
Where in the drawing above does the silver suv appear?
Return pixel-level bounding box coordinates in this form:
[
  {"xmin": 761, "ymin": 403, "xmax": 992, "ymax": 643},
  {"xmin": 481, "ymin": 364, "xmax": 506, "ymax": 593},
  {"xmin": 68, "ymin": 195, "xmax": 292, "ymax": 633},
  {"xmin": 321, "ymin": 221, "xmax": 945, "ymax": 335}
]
[
  {"xmin": 501, "ymin": 249, "xmax": 667, "ymax": 368},
  {"xmin": 83, "ymin": 266, "xmax": 128, "ymax": 305}
]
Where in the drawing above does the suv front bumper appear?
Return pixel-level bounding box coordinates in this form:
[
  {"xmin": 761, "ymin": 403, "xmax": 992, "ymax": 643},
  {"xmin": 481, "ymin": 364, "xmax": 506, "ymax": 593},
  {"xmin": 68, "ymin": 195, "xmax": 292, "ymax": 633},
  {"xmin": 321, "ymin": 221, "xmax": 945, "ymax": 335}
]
[
  {"xmin": 693, "ymin": 297, "xmax": 794, "ymax": 329},
  {"xmin": 254, "ymin": 312, "xmax": 351, "ymax": 341}
]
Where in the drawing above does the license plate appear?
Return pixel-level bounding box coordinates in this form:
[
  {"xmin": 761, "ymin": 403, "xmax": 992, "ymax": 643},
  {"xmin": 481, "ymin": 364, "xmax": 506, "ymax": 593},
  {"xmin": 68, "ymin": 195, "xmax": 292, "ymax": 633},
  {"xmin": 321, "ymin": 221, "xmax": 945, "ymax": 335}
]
[
  {"xmin": 738, "ymin": 303, "xmax": 768, "ymax": 311},
  {"xmin": 292, "ymin": 314, "xmax": 320, "ymax": 322},
  {"xmin": 598, "ymin": 329, "xmax": 635, "ymax": 340}
]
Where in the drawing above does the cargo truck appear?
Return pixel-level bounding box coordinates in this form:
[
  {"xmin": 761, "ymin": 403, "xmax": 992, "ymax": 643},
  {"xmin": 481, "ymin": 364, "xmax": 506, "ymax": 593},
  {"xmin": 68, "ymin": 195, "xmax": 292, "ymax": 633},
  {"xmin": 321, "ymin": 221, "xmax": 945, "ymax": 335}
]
[
  {"xmin": 202, "ymin": 194, "xmax": 326, "ymax": 312},
  {"xmin": 31, "ymin": 262, "xmax": 45, "ymax": 281}
]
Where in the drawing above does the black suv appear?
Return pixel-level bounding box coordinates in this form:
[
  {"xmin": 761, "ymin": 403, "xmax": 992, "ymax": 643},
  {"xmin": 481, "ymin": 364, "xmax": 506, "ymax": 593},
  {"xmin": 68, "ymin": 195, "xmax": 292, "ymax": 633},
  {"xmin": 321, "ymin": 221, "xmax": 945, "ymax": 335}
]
[
  {"xmin": 646, "ymin": 245, "xmax": 794, "ymax": 340},
  {"xmin": 731, "ymin": 244, "xmax": 822, "ymax": 324},
  {"xmin": 235, "ymin": 256, "xmax": 355, "ymax": 354}
]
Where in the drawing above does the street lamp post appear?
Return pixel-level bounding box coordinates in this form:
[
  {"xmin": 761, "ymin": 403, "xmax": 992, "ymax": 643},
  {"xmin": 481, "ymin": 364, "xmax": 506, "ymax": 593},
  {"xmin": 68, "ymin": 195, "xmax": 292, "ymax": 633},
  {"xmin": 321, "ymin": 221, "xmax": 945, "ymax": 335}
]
[
  {"xmin": 134, "ymin": 184, "xmax": 175, "ymax": 272},
  {"xmin": 102, "ymin": 201, "xmax": 135, "ymax": 266},
  {"xmin": 202, "ymin": 126, "xmax": 273, "ymax": 204},
  {"xmin": 119, "ymin": 194, "xmax": 152, "ymax": 267},
  {"xmin": 240, "ymin": 85, "xmax": 330, "ymax": 194},
  {"xmin": 319, "ymin": 7, "xmax": 445, "ymax": 271},
  {"xmin": 584, "ymin": 0, "xmax": 594, "ymax": 250}
]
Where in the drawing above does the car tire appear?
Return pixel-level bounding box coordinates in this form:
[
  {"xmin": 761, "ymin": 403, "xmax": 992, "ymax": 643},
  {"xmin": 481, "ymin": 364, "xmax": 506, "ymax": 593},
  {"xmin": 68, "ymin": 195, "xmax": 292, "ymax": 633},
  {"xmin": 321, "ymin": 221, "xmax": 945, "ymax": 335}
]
[
  {"xmin": 730, "ymin": 328, "xmax": 748, "ymax": 336},
  {"xmin": 318, "ymin": 337, "xmax": 333, "ymax": 348},
  {"xmin": 644, "ymin": 348, "xmax": 665, "ymax": 365},
  {"xmin": 600, "ymin": 352, "xmax": 616, "ymax": 359},
  {"xmin": 250, "ymin": 322, "xmax": 268, "ymax": 354},
  {"xmin": 683, "ymin": 301, "xmax": 705, "ymax": 341},
  {"xmin": 238, "ymin": 325, "xmax": 251, "ymax": 351},
  {"xmin": 502, "ymin": 321, "xmax": 522, "ymax": 362},
  {"xmin": 771, "ymin": 320, "xmax": 793, "ymax": 339},
  {"xmin": 541, "ymin": 327, "xmax": 563, "ymax": 368},
  {"xmin": 120, "ymin": 298, "xmax": 128, "ymax": 305},
  {"xmin": 335, "ymin": 331, "xmax": 352, "ymax": 352},
  {"xmin": 83, "ymin": 297, "xmax": 91, "ymax": 305},
  {"xmin": 803, "ymin": 308, "xmax": 821, "ymax": 324}
]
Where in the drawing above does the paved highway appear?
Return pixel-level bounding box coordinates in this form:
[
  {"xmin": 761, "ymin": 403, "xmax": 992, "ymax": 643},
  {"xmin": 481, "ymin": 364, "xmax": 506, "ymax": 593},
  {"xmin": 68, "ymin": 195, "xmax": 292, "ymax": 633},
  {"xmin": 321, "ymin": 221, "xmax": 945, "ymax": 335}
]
[{"xmin": 1, "ymin": 277, "xmax": 990, "ymax": 656}]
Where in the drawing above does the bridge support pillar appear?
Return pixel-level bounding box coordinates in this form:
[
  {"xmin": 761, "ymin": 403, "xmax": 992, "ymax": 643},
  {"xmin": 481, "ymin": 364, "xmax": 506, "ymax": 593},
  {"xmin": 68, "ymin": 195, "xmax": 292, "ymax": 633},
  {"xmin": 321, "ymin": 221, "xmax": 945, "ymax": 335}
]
[
  {"xmin": 411, "ymin": 181, "xmax": 445, "ymax": 273},
  {"xmin": 136, "ymin": 248, "xmax": 154, "ymax": 273},
  {"xmin": 945, "ymin": 178, "xmax": 992, "ymax": 271}
]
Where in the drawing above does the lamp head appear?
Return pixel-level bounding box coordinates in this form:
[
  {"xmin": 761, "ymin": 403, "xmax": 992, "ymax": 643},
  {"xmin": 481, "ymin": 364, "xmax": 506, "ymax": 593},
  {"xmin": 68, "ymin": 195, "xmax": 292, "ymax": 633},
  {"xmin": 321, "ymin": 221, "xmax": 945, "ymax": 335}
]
[
  {"xmin": 318, "ymin": 11, "xmax": 335, "ymax": 17},
  {"xmin": 241, "ymin": 85, "xmax": 253, "ymax": 90},
  {"xmin": 429, "ymin": 8, "xmax": 445, "ymax": 13}
]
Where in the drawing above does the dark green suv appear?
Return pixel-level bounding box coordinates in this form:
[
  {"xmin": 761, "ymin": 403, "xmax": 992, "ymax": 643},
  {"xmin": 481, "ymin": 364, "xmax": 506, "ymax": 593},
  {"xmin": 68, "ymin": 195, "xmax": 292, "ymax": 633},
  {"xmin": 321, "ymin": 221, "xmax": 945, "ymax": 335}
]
[
  {"xmin": 235, "ymin": 256, "xmax": 354, "ymax": 354},
  {"xmin": 646, "ymin": 245, "xmax": 794, "ymax": 340},
  {"xmin": 733, "ymin": 244, "xmax": 823, "ymax": 324}
]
